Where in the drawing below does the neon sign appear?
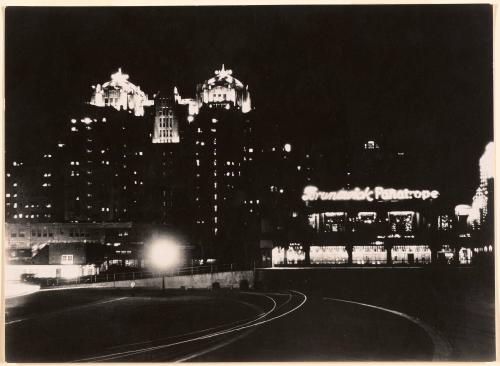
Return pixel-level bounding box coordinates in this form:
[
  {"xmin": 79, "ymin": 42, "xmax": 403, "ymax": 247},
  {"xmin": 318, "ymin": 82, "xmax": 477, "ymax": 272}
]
[{"xmin": 302, "ymin": 186, "xmax": 439, "ymax": 202}]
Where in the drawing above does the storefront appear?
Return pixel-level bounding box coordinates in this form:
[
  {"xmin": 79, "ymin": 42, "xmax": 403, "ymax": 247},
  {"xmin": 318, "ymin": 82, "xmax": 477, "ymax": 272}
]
[{"xmin": 271, "ymin": 185, "xmax": 443, "ymax": 266}]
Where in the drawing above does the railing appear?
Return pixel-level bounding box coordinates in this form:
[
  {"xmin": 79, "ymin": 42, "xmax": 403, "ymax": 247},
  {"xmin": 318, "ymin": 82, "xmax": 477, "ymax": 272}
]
[{"xmin": 39, "ymin": 263, "xmax": 240, "ymax": 288}]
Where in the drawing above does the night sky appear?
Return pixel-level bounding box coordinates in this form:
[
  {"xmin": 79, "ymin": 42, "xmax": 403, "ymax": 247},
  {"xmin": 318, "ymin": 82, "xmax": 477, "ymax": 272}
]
[{"xmin": 5, "ymin": 5, "xmax": 493, "ymax": 203}]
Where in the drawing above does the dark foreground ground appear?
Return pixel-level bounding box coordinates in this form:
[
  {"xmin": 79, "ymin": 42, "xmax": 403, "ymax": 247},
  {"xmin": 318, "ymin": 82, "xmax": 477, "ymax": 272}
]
[{"xmin": 5, "ymin": 266, "xmax": 496, "ymax": 362}]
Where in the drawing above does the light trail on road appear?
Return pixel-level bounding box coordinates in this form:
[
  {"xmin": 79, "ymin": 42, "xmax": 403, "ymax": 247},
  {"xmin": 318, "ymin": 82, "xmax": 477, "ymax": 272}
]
[
  {"xmin": 323, "ymin": 297, "xmax": 452, "ymax": 360},
  {"xmin": 5, "ymin": 297, "xmax": 128, "ymax": 326},
  {"xmin": 102, "ymin": 293, "xmax": 277, "ymax": 352},
  {"xmin": 72, "ymin": 290, "xmax": 307, "ymax": 362}
]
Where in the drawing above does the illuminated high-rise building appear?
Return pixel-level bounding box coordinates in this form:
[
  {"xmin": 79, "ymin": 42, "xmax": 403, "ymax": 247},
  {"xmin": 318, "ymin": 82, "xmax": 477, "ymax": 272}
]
[
  {"xmin": 176, "ymin": 65, "xmax": 258, "ymax": 264},
  {"xmin": 152, "ymin": 93, "xmax": 181, "ymax": 144},
  {"xmin": 90, "ymin": 68, "xmax": 154, "ymax": 117},
  {"xmin": 468, "ymin": 141, "xmax": 494, "ymax": 228},
  {"xmin": 174, "ymin": 64, "xmax": 252, "ymax": 120},
  {"xmin": 62, "ymin": 105, "xmax": 152, "ymax": 222},
  {"xmin": 150, "ymin": 92, "xmax": 190, "ymax": 226}
]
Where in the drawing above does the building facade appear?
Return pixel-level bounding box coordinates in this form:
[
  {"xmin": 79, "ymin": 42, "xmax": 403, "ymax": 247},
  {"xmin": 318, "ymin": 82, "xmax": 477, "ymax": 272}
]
[
  {"xmin": 176, "ymin": 65, "xmax": 259, "ymax": 264},
  {"xmin": 264, "ymin": 140, "xmax": 494, "ymax": 267}
]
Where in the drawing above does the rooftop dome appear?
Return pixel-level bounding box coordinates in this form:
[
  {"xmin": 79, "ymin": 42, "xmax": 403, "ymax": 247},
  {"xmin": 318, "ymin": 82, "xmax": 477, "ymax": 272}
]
[
  {"xmin": 205, "ymin": 64, "xmax": 245, "ymax": 89},
  {"xmin": 90, "ymin": 68, "xmax": 153, "ymax": 116}
]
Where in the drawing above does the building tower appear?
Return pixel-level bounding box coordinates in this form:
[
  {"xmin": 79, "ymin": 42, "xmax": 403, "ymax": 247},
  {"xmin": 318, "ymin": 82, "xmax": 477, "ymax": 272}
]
[
  {"xmin": 177, "ymin": 65, "xmax": 257, "ymax": 264},
  {"xmin": 149, "ymin": 92, "xmax": 189, "ymax": 226},
  {"xmin": 468, "ymin": 141, "xmax": 494, "ymax": 228},
  {"xmin": 152, "ymin": 94, "xmax": 181, "ymax": 144},
  {"xmin": 90, "ymin": 68, "xmax": 153, "ymax": 117}
]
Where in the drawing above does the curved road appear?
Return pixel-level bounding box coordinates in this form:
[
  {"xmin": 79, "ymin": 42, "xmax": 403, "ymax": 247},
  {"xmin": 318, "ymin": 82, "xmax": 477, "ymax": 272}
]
[{"xmin": 5, "ymin": 287, "xmax": 443, "ymax": 362}]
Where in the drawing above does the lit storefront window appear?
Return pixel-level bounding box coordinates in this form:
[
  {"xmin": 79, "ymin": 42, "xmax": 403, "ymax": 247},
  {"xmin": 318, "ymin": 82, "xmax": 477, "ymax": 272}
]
[
  {"xmin": 459, "ymin": 247, "xmax": 473, "ymax": 264},
  {"xmin": 392, "ymin": 245, "xmax": 431, "ymax": 264},
  {"xmin": 357, "ymin": 212, "xmax": 377, "ymax": 224},
  {"xmin": 352, "ymin": 245, "xmax": 387, "ymax": 265},
  {"xmin": 437, "ymin": 245, "xmax": 454, "ymax": 264},
  {"xmin": 438, "ymin": 215, "xmax": 452, "ymax": 230},
  {"xmin": 310, "ymin": 246, "xmax": 348, "ymax": 264},
  {"xmin": 388, "ymin": 211, "xmax": 416, "ymax": 233},
  {"xmin": 272, "ymin": 244, "xmax": 306, "ymax": 266},
  {"xmin": 308, "ymin": 213, "xmax": 319, "ymax": 230},
  {"xmin": 323, "ymin": 212, "xmax": 346, "ymax": 232}
]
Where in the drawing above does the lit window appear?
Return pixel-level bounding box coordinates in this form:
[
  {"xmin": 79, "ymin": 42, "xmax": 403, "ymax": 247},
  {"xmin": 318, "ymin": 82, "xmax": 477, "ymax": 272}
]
[{"xmin": 61, "ymin": 255, "xmax": 74, "ymax": 265}]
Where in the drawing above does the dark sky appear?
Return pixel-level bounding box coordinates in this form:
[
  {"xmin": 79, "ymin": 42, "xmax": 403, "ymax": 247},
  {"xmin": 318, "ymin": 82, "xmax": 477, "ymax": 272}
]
[{"xmin": 5, "ymin": 5, "xmax": 493, "ymax": 202}]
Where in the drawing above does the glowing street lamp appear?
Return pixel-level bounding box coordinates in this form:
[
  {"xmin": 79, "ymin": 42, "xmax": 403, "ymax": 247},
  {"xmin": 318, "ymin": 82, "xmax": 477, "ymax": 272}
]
[{"xmin": 149, "ymin": 238, "xmax": 181, "ymax": 291}]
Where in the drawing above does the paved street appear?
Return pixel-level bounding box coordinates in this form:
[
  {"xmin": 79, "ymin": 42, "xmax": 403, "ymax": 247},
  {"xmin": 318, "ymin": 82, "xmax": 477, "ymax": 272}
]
[
  {"xmin": 6, "ymin": 288, "xmax": 433, "ymax": 362},
  {"xmin": 6, "ymin": 269, "xmax": 494, "ymax": 363}
]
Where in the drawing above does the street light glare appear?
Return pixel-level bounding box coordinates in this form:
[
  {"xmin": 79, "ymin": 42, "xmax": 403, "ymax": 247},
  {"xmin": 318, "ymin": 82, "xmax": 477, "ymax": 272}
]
[{"xmin": 150, "ymin": 239, "xmax": 181, "ymax": 269}]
